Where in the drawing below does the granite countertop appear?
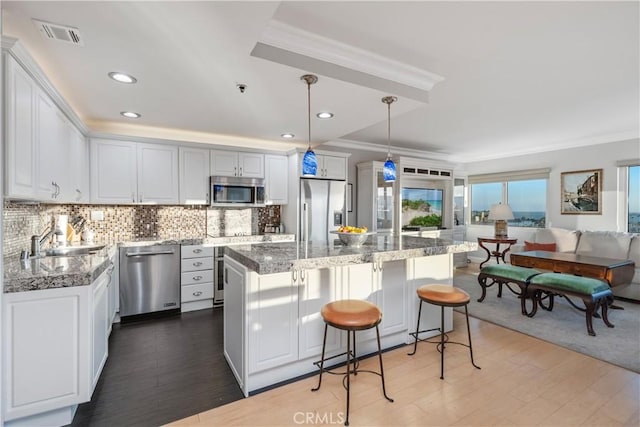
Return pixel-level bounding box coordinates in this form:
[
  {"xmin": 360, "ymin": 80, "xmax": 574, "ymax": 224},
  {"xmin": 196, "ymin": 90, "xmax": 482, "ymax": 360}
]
[
  {"xmin": 3, "ymin": 234, "xmax": 296, "ymax": 293},
  {"xmin": 224, "ymin": 235, "xmax": 478, "ymax": 275}
]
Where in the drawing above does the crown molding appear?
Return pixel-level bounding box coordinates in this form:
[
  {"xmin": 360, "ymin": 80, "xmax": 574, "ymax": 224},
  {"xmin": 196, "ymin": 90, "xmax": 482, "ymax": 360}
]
[
  {"xmin": 323, "ymin": 138, "xmax": 455, "ymax": 163},
  {"xmin": 258, "ymin": 20, "xmax": 444, "ymax": 93},
  {"xmin": 1, "ymin": 36, "xmax": 89, "ymax": 135}
]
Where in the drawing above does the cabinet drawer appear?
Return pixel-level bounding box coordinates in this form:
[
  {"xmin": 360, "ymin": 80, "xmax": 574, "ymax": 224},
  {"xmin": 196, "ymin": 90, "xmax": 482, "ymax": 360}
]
[
  {"xmin": 181, "ymin": 270, "xmax": 214, "ymax": 285},
  {"xmin": 181, "ymin": 257, "xmax": 214, "ymax": 272},
  {"xmin": 181, "ymin": 283, "xmax": 214, "ymax": 302},
  {"xmin": 181, "ymin": 245, "xmax": 213, "ymax": 259}
]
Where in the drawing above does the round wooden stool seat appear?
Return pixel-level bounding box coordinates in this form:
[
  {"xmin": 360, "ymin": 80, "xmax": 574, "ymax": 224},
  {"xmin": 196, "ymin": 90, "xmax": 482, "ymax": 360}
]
[
  {"xmin": 321, "ymin": 299, "xmax": 382, "ymax": 331},
  {"xmin": 417, "ymin": 284, "xmax": 470, "ymax": 307}
]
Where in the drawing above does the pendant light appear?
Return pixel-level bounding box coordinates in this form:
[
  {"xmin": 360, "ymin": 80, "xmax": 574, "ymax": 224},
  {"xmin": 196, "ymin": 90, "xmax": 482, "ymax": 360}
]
[
  {"xmin": 381, "ymin": 96, "xmax": 398, "ymax": 182},
  {"xmin": 301, "ymin": 74, "xmax": 318, "ymax": 176}
]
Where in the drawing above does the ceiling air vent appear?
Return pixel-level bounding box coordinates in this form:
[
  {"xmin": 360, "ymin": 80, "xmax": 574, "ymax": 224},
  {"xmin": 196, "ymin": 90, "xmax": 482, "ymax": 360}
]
[{"xmin": 33, "ymin": 19, "xmax": 84, "ymax": 46}]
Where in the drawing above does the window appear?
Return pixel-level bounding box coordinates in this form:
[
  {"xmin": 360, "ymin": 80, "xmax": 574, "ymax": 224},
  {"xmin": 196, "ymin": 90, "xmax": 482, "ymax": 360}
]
[
  {"xmin": 628, "ymin": 165, "xmax": 639, "ymax": 233},
  {"xmin": 469, "ymin": 169, "xmax": 549, "ymax": 228},
  {"xmin": 617, "ymin": 160, "xmax": 640, "ymax": 233}
]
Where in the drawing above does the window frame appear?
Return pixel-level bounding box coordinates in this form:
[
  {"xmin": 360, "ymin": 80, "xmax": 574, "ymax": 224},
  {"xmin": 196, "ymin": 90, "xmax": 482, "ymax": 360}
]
[{"xmin": 617, "ymin": 160, "xmax": 640, "ymax": 233}]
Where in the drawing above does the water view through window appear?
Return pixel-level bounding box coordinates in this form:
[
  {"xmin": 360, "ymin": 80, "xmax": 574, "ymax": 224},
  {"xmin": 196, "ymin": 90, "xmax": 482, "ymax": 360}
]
[
  {"xmin": 629, "ymin": 165, "xmax": 640, "ymax": 233},
  {"xmin": 471, "ymin": 180, "xmax": 546, "ymax": 228}
]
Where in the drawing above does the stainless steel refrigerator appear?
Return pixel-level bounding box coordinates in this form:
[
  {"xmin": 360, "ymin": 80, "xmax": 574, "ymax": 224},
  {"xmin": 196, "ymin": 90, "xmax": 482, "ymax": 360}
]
[{"xmin": 300, "ymin": 178, "xmax": 346, "ymax": 243}]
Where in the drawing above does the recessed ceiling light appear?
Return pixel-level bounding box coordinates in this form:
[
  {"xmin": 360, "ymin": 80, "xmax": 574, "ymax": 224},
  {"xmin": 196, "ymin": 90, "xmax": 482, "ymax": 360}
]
[
  {"xmin": 316, "ymin": 112, "xmax": 334, "ymax": 119},
  {"xmin": 109, "ymin": 72, "xmax": 137, "ymax": 84},
  {"xmin": 121, "ymin": 111, "xmax": 141, "ymax": 118},
  {"xmin": 281, "ymin": 133, "xmax": 295, "ymax": 139}
]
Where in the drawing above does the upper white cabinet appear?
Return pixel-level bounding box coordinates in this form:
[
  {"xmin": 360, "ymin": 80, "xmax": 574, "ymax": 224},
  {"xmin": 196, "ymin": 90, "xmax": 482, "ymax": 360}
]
[
  {"xmin": 298, "ymin": 153, "xmax": 347, "ymax": 180},
  {"xmin": 211, "ymin": 150, "xmax": 264, "ymax": 178},
  {"xmin": 4, "ymin": 54, "xmax": 36, "ymax": 199},
  {"xmin": 90, "ymin": 139, "xmax": 137, "ymax": 203},
  {"xmin": 137, "ymin": 142, "xmax": 179, "ymax": 203},
  {"xmin": 179, "ymin": 147, "xmax": 210, "ymax": 205},
  {"xmin": 4, "ymin": 54, "xmax": 87, "ymax": 202},
  {"xmin": 68, "ymin": 125, "xmax": 90, "ymax": 203},
  {"xmin": 90, "ymin": 139, "xmax": 178, "ymax": 204},
  {"xmin": 264, "ymin": 154, "xmax": 288, "ymax": 205}
]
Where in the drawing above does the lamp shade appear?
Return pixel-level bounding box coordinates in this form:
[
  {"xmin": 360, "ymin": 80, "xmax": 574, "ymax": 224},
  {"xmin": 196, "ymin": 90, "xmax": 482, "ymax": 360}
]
[
  {"xmin": 488, "ymin": 204, "xmax": 514, "ymax": 221},
  {"xmin": 302, "ymin": 148, "xmax": 318, "ymax": 176},
  {"xmin": 383, "ymin": 158, "xmax": 396, "ymax": 182}
]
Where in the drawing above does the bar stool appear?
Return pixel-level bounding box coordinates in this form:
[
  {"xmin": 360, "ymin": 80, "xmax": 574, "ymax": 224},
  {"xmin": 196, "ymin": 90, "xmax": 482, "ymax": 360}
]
[
  {"xmin": 408, "ymin": 284, "xmax": 481, "ymax": 379},
  {"xmin": 311, "ymin": 299, "xmax": 393, "ymax": 426}
]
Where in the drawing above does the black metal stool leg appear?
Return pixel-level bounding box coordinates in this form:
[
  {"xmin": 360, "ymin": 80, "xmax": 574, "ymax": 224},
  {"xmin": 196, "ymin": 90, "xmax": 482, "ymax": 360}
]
[
  {"xmin": 311, "ymin": 324, "xmax": 328, "ymax": 392},
  {"xmin": 465, "ymin": 305, "xmax": 481, "ymax": 370},
  {"xmin": 408, "ymin": 300, "xmax": 423, "ymax": 356},
  {"xmin": 352, "ymin": 330, "xmax": 357, "ymax": 376},
  {"xmin": 440, "ymin": 305, "xmax": 445, "ymax": 380},
  {"xmin": 345, "ymin": 330, "xmax": 351, "ymax": 426},
  {"xmin": 376, "ymin": 325, "xmax": 394, "ymax": 403}
]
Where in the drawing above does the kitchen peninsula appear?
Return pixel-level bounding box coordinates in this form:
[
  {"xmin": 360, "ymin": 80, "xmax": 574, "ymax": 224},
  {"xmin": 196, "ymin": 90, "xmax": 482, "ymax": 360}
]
[{"xmin": 222, "ymin": 235, "xmax": 477, "ymax": 396}]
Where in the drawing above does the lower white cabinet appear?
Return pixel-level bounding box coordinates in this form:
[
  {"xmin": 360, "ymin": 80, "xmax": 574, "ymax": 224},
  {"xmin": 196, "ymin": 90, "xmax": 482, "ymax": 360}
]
[
  {"xmin": 223, "ymin": 258, "xmax": 245, "ymax": 391},
  {"xmin": 180, "ymin": 245, "xmax": 214, "ymax": 312},
  {"xmin": 2, "ymin": 264, "xmax": 115, "ymax": 426}
]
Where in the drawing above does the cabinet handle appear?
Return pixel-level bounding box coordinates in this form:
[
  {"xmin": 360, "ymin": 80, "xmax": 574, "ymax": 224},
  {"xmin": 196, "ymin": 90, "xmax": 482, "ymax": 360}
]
[
  {"xmin": 193, "ymin": 249, "xmax": 202, "ymax": 254},
  {"xmin": 193, "ymin": 275, "xmax": 203, "ymax": 281},
  {"xmin": 193, "ymin": 261, "xmax": 203, "ymax": 267},
  {"xmin": 132, "ymin": 192, "xmax": 135, "ymax": 203},
  {"xmin": 139, "ymin": 194, "xmax": 143, "ymax": 203},
  {"xmin": 239, "ymin": 167, "xmax": 243, "ymax": 176},
  {"xmin": 234, "ymin": 166, "xmax": 237, "ymax": 176},
  {"xmin": 76, "ymin": 189, "xmax": 82, "ymax": 200},
  {"xmin": 292, "ymin": 270, "xmax": 297, "ymax": 283},
  {"xmin": 193, "ymin": 291, "xmax": 203, "ymax": 297},
  {"xmin": 300, "ymin": 269, "xmax": 305, "ymax": 284},
  {"xmin": 372, "ymin": 262, "xmax": 377, "ymax": 272}
]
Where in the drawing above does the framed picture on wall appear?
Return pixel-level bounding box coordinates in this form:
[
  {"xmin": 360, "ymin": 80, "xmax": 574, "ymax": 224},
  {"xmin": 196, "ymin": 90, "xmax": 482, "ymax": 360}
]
[{"xmin": 560, "ymin": 169, "xmax": 602, "ymax": 214}]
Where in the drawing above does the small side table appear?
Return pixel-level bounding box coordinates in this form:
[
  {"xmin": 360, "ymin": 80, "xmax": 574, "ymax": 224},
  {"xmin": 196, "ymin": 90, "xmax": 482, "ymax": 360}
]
[{"xmin": 477, "ymin": 237, "xmax": 518, "ymax": 269}]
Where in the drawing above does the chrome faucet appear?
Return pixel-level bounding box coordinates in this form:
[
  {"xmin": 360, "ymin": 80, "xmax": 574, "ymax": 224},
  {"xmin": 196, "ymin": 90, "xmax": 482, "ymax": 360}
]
[{"xmin": 31, "ymin": 217, "xmax": 63, "ymax": 257}]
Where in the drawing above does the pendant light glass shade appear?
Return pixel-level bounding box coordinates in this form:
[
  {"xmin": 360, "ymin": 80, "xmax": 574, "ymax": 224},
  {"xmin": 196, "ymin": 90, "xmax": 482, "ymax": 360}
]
[
  {"xmin": 301, "ymin": 74, "xmax": 318, "ymax": 177},
  {"xmin": 381, "ymin": 96, "xmax": 398, "ymax": 182}
]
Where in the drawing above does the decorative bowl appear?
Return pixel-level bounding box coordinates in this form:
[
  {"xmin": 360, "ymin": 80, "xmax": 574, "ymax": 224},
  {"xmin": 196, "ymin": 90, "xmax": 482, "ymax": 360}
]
[{"xmin": 330, "ymin": 231, "xmax": 376, "ymax": 247}]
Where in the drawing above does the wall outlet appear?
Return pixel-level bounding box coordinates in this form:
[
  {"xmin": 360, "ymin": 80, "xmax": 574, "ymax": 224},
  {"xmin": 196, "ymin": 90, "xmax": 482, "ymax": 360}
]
[{"xmin": 90, "ymin": 210, "xmax": 104, "ymax": 221}]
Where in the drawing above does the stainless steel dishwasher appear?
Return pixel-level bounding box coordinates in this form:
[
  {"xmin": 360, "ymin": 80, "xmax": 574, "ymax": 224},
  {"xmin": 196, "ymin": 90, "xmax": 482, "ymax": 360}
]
[{"xmin": 119, "ymin": 244, "xmax": 181, "ymax": 319}]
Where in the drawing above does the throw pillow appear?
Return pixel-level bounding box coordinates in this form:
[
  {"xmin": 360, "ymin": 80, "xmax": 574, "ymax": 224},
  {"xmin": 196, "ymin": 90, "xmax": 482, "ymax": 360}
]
[{"xmin": 524, "ymin": 241, "xmax": 556, "ymax": 252}]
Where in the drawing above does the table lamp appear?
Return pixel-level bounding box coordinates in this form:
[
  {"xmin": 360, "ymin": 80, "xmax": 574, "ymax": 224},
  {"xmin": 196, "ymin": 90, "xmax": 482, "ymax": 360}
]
[{"xmin": 488, "ymin": 203, "xmax": 514, "ymax": 237}]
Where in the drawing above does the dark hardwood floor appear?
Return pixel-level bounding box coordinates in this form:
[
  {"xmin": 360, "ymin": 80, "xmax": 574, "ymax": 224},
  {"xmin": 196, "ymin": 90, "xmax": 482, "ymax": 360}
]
[{"xmin": 70, "ymin": 307, "xmax": 244, "ymax": 427}]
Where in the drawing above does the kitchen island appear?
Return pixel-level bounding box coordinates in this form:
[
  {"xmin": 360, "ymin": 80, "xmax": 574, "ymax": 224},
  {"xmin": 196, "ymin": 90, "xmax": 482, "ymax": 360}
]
[{"xmin": 222, "ymin": 234, "xmax": 477, "ymax": 396}]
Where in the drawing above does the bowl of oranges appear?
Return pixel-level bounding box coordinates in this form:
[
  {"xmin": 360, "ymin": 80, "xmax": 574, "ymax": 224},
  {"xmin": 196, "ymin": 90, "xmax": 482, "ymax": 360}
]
[{"xmin": 331, "ymin": 226, "xmax": 375, "ymax": 247}]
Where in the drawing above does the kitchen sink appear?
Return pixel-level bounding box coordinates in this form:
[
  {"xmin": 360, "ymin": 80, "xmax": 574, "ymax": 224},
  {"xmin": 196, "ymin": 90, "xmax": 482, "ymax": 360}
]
[{"xmin": 43, "ymin": 244, "xmax": 106, "ymax": 257}]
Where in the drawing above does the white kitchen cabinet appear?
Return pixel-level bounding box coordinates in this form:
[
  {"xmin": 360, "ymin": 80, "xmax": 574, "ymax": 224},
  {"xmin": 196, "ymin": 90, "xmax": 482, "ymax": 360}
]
[
  {"xmin": 264, "ymin": 154, "xmax": 288, "ymax": 205},
  {"xmin": 211, "ymin": 150, "xmax": 264, "ymax": 178},
  {"xmin": 2, "ymin": 263, "xmax": 117, "ymax": 426},
  {"xmin": 247, "ymin": 270, "xmax": 298, "ymax": 373},
  {"xmin": 67, "ymin": 125, "xmax": 89, "ymax": 203},
  {"xmin": 180, "ymin": 244, "xmax": 214, "ymax": 312},
  {"xmin": 224, "ymin": 257, "xmax": 246, "ymax": 392},
  {"xmin": 4, "ymin": 54, "xmax": 36, "ymax": 199},
  {"xmin": 300, "ymin": 154, "xmax": 347, "ymax": 180},
  {"xmin": 90, "ymin": 139, "xmax": 137, "ymax": 203},
  {"xmin": 376, "ymin": 260, "xmax": 408, "ymax": 337},
  {"xmin": 91, "ymin": 269, "xmax": 110, "ymax": 391},
  {"xmin": 357, "ymin": 161, "xmax": 394, "ymax": 232},
  {"xmin": 90, "ymin": 139, "xmax": 179, "ymax": 204},
  {"xmin": 179, "ymin": 146, "xmax": 210, "ymax": 204},
  {"xmin": 35, "ymin": 90, "xmax": 67, "ymax": 201},
  {"xmin": 137, "ymin": 142, "xmax": 179, "ymax": 203},
  {"xmin": 2, "ymin": 286, "xmax": 91, "ymax": 423},
  {"xmin": 298, "ymin": 268, "xmax": 341, "ymax": 360}
]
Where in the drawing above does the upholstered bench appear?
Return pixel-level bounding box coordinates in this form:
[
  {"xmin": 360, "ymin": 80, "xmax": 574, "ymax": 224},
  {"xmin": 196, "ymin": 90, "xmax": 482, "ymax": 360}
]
[
  {"xmin": 477, "ymin": 264, "xmax": 542, "ymax": 314},
  {"xmin": 528, "ymin": 273, "xmax": 614, "ymax": 336}
]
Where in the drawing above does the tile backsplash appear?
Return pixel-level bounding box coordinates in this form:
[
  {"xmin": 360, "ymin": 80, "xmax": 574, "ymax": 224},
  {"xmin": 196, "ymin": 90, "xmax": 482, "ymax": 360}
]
[{"xmin": 3, "ymin": 201, "xmax": 281, "ymax": 259}]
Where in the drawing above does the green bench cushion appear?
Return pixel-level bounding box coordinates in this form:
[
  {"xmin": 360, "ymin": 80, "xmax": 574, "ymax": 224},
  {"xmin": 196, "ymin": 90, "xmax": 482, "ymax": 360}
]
[
  {"xmin": 480, "ymin": 264, "xmax": 541, "ymax": 282},
  {"xmin": 529, "ymin": 273, "xmax": 610, "ymax": 295}
]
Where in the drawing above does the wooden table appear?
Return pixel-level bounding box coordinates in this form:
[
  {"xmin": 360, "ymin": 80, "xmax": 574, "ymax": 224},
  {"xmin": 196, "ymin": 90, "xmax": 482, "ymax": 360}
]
[
  {"xmin": 510, "ymin": 251, "xmax": 635, "ymax": 287},
  {"xmin": 477, "ymin": 236, "xmax": 518, "ymax": 269}
]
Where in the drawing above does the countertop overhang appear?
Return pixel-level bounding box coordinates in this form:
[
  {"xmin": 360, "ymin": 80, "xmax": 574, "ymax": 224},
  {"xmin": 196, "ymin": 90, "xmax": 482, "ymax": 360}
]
[{"xmin": 224, "ymin": 235, "xmax": 478, "ymax": 275}]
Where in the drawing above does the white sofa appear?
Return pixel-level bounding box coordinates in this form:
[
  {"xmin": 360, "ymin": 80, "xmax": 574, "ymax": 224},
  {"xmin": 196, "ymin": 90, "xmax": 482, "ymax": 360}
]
[{"xmin": 509, "ymin": 228, "xmax": 640, "ymax": 286}]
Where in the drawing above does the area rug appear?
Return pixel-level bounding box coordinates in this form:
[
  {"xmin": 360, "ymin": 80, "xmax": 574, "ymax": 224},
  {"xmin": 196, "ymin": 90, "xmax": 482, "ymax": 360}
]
[{"xmin": 453, "ymin": 272, "xmax": 640, "ymax": 373}]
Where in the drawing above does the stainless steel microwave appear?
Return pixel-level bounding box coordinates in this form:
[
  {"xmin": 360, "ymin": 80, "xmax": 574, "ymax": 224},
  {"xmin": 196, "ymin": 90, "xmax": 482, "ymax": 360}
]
[{"xmin": 210, "ymin": 176, "xmax": 265, "ymax": 207}]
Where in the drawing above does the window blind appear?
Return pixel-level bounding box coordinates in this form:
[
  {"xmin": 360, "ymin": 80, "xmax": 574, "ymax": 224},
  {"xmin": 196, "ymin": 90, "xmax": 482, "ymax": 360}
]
[{"xmin": 468, "ymin": 168, "xmax": 550, "ymax": 184}]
